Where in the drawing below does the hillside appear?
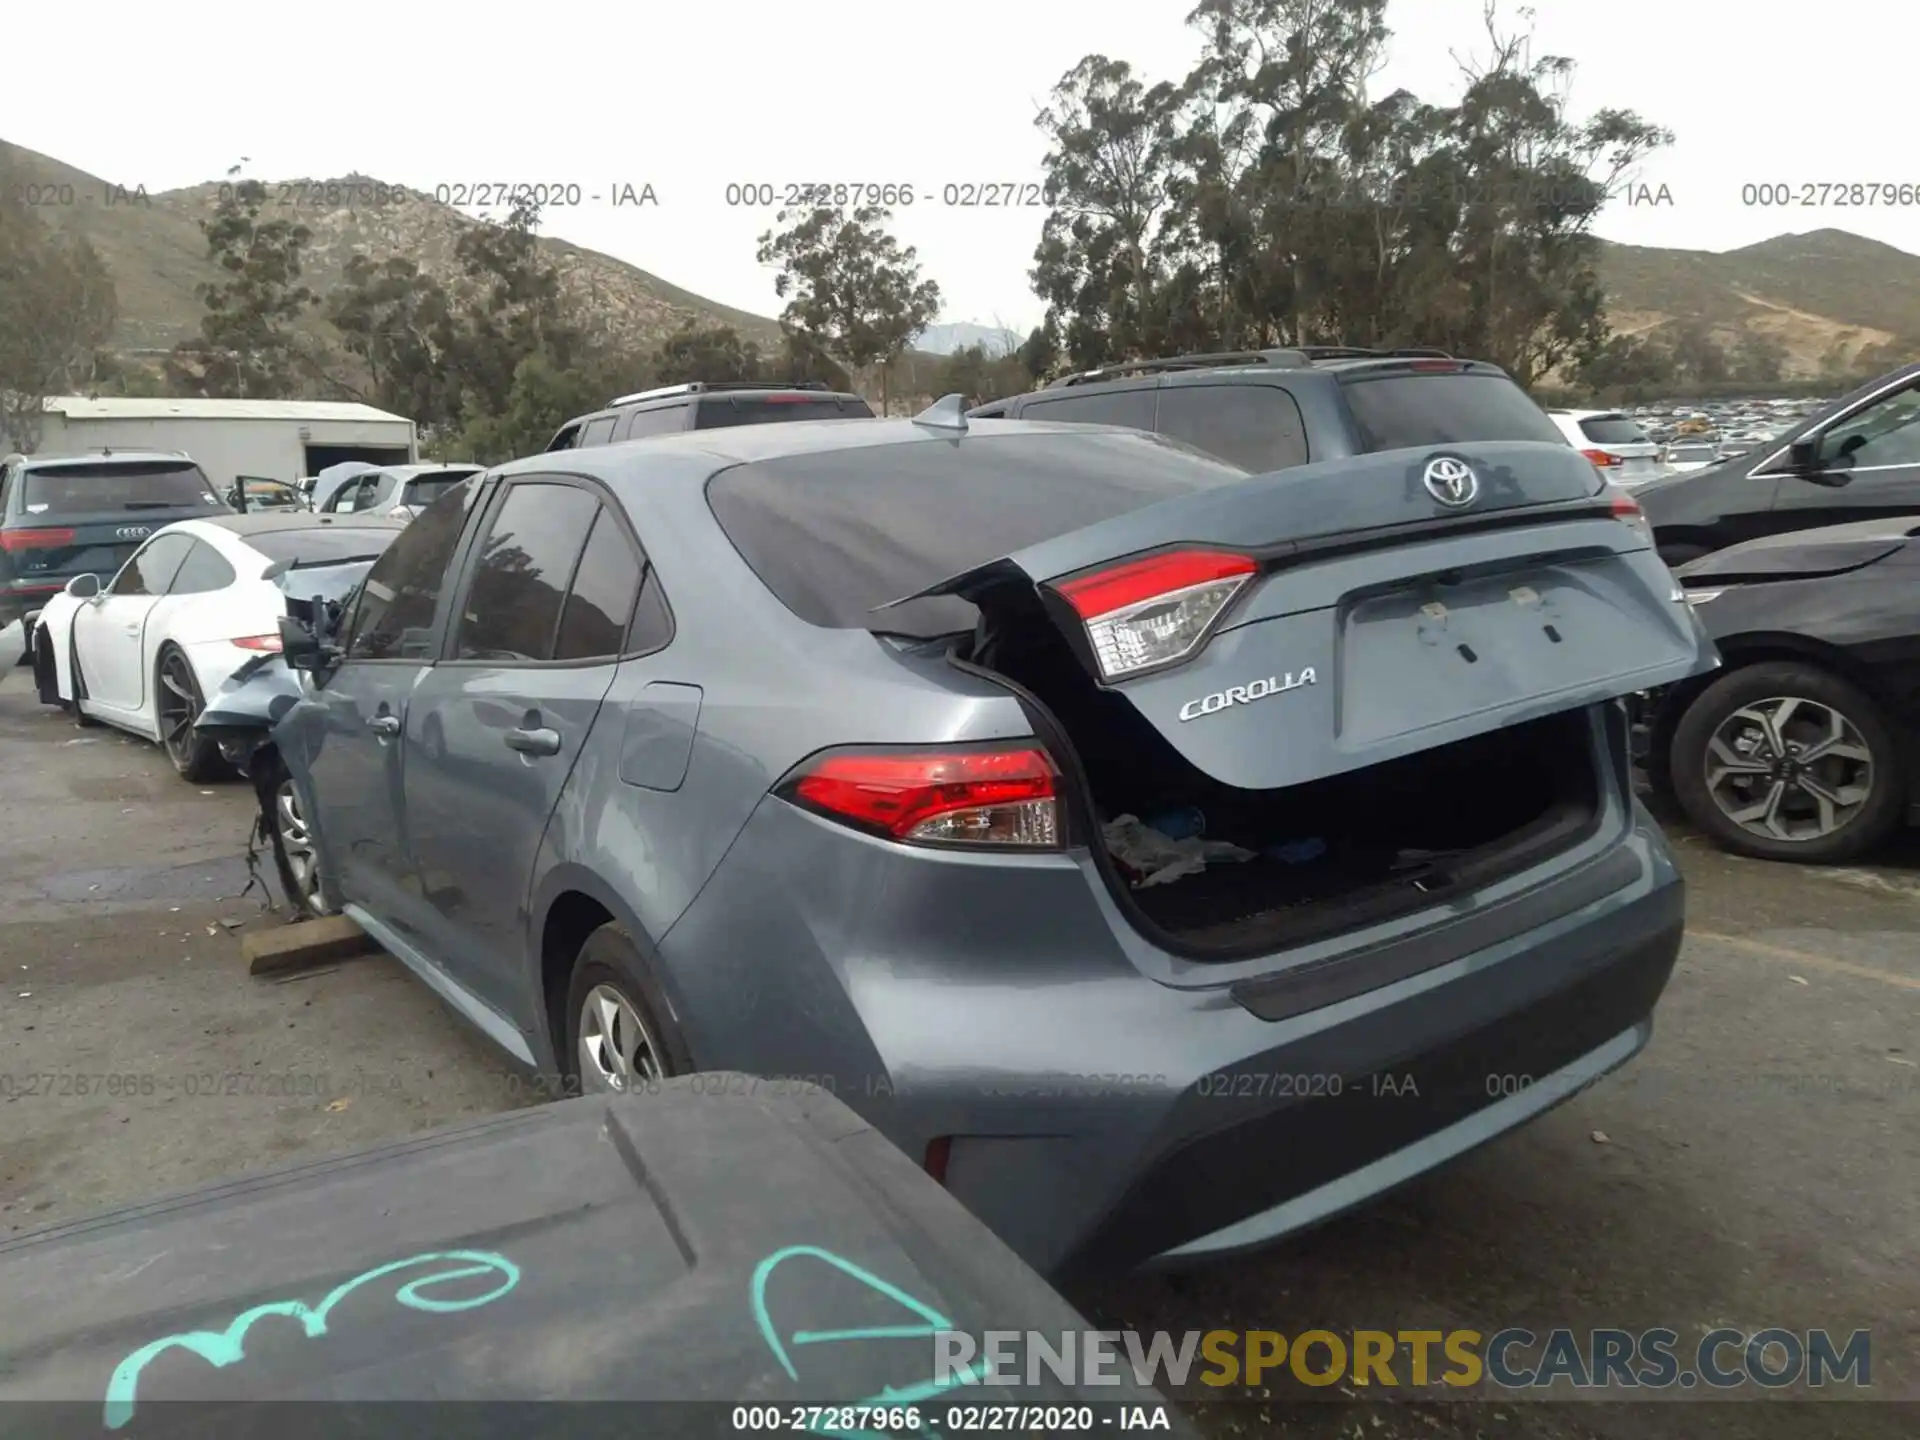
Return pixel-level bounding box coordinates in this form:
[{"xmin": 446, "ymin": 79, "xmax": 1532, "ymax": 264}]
[
  {"xmin": 1, "ymin": 140, "xmax": 786, "ymax": 358},
  {"xmin": 1593, "ymin": 229, "xmax": 1920, "ymax": 377}
]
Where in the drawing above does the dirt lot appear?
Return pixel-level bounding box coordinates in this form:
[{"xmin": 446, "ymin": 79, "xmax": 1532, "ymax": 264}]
[{"xmin": 0, "ymin": 665, "xmax": 1913, "ymax": 1438}]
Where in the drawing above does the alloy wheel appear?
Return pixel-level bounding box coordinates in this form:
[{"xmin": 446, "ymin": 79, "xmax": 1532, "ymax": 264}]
[
  {"xmin": 274, "ymin": 777, "xmax": 322, "ymax": 908},
  {"xmin": 577, "ymin": 983, "xmax": 664, "ymax": 1094},
  {"xmin": 157, "ymin": 651, "xmax": 202, "ymax": 766},
  {"xmin": 1702, "ymin": 695, "xmax": 1874, "ymax": 843}
]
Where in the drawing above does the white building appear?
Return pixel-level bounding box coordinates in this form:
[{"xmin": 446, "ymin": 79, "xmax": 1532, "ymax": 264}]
[{"xmin": 28, "ymin": 397, "xmax": 417, "ymax": 491}]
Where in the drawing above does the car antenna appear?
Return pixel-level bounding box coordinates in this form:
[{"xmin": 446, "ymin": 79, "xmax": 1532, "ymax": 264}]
[{"xmin": 912, "ymin": 393, "xmax": 968, "ymax": 434}]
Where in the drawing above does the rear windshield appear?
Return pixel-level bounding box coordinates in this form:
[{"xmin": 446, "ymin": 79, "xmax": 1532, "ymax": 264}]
[
  {"xmin": 1341, "ymin": 372, "xmax": 1565, "ymax": 451},
  {"xmin": 20, "ymin": 461, "xmax": 224, "ymax": 515},
  {"xmin": 707, "ymin": 430, "xmax": 1247, "ymax": 638},
  {"xmin": 693, "ymin": 396, "xmax": 873, "ymax": 429},
  {"xmin": 401, "ymin": 473, "xmax": 473, "ymax": 505},
  {"xmin": 250, "ymin": 527, "xmax": 400, "ymax": 568},
  {"xmin": 1577, "ymin": 415, "xmax": 1651, "ymax": 445}
]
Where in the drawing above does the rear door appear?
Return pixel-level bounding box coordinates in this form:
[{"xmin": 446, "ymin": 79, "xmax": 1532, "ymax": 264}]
[
  {"xmin": 1150, "ymin": 383, "xmax": 1311, "ymax": 471},
  {"xmin": 69, "ymin": 531, "xmax": 195, "ymax": 713},
  {"xmin": 896, "ymin": 438, "xmax": 1717, "ymax": 790},
  {"xmin": 402, "ymin": 477, "xmax": 630, "ymax": 1015}
]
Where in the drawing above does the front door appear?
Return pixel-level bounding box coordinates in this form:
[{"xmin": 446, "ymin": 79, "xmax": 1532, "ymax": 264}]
[
  {"xmin": 70, "ymin": 532, "xmax": 193, "ymax": 713},
  {"xmin": 402, "ymin": 478, "xmax": 640, "ymax": 1017},
  {"xmin": 1768, "ymin": 376, "xmax": 1920, "ymax": 535},
  {"xmin": 300, "ymin": 479, "xmax": 486, "ymax": 934}
]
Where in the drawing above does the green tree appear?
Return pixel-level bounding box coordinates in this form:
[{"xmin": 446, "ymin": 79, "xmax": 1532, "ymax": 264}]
[
  {"xmin": 653, "ymin": 322, "xmax": 762, "ymax": 384},
  {"xmin": 166, "ymin": 166, "xmax": 320, "ymax": 397},
  {"xmin": 326, "ymin": 255, "xmax": 461, "ymax": 428},
  {"xmin": 1667, "ymin": 321, "xmax": 1729, "ymax": 385},
  {"xmin": 455, "ymin": 351, "xmax": 614, "ymax": 464},
  {"xmin": 0, "ymin": 188, "xmax": 118, "ymax": 452},
  {"xmin": 1571, "ymin": 331, "xmax": 1676, "ymax": 402},
  {"xmin": 755, "ymin": 205, "xmax": 942, "ymax": 413},
  {"xmin": 932, "ymin": 343, "xmax": 1032, "ymax": 407}
]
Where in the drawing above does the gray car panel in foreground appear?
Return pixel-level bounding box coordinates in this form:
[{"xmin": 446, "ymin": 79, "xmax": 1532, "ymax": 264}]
[{"xmin": 272, "ymin": 417, "xmax": 1715, "ymax": 1279}]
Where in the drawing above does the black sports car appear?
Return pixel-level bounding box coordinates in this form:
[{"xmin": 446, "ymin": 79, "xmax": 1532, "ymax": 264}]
[{"xmin": 1639, "ymin": 516, "xmax": 1920, "ymax": 862}]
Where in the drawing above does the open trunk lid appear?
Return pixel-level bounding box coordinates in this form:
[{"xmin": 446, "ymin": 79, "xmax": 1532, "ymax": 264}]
[{"xmin": 892, "ymin": 441, "xmax": 1719, "ymax": 790}]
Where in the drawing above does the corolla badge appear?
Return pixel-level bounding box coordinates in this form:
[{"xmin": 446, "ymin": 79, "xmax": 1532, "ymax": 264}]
[
  {"xmin": 1422, "ymin": 456, "xmax": 1480, "ymax": 507},
  {"xmin": 1177, "ymin": 670, "xmax": 1316, "ymax": 722}
]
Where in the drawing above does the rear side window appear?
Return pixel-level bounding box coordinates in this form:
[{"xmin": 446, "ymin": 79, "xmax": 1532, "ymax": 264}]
[
  {"xmin": 1342, "ymin": 373, "xmax": 1565, "ymax": 451},
  {"xmin": 1154, "ymin": 385, "xmax": 1309, "ymax": 471},
  {"xmin": 1577, "ymin": 415, "xmax": 1650, "ymax": 445},
  {"xmin": 168, "ymin": 541, "xmax": 236, "ymax": 595},
  {"xmin": 402, "ymin": 472, "xmax": 473, "ymax": 507},
  {"xmin": 692, "ymin": 396, "xmax": 873, "ymax": 428},
  {"xmin": 620, "ymin": 405, "xmax": 688, "ymax": 439},
  {"xmin": 453, "ymin": 482, "xmax": 600, "ymax": 662},
  {"xmin": 580, "ymin": 417, "xmax": 619, "ymax": 446},
  {"xmin": 546, "ymin": 424, "xmax": 583, "ymax": 452},
  {"xmin": 344, "ymin": 479, "xmax": 480, "ymax": 661},
  {"xmin": 109, "ymin": 533, "xmax": 195, "ymax": 597},
  {"xmin": 1017, "ymin": 388, "xmax": 1157, "ymax": 430},
  {"xmin": 22, "ymin": 462, "xmax": 221, "ymax": 515},
  {"xmin": 553, "ymin": 508, "xmax": 644, "ymax": 661},
  {"xmin": 707, "ymin": 430, "xmax": 1247, "ymax": 638}
]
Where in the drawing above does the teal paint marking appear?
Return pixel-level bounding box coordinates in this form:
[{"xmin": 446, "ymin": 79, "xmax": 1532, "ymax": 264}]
[
  {"xmin": 103, "ymin": 1248, "xmax": 519, "ymax": 1429},
  {"xmin": 751, "ymin": 1245, "xmax": 989, "ymax": 1440}
]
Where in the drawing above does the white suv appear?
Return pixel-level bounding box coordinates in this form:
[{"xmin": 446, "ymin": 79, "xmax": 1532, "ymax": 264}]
[{"xmin": 1547, "ymin": 409, "xmax": 1669, "ymax": 486}]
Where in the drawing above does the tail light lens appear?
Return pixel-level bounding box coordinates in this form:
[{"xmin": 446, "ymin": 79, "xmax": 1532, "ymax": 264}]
[
  {"xmin": 1579, "ymin": 448, "xmax": 1622, "ymax": 468},
  {"xmin": 780, "ymin": 746, "xmax": 1060, "ymax": 848},
  {"xmin": 231, "ymin": 634, "xmax": 283, "ymax": 651},
  {"xmin": 1052, "ymin": 549, "xmax": 1257, "ymax": 682},
  {"xmin": 1607, "ymin": 486, "xmax": 1654, "ymax": 542},
  {"xmin": 0, "ymin": 528, "xmax": 77, "ymax": 552}
]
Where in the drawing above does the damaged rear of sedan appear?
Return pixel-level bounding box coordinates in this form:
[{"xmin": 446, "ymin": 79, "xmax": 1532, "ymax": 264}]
[{"xmin": 259, "ymin": 413, "xmax": 1716, "ymax": 1279}]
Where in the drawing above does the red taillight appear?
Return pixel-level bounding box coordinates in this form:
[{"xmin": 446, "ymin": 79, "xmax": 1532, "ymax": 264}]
[
  {"xmin": 0, "ymin": 528, "xmax": 76, "ymax": 552},
  {"xmin": 1053, "ymin": 549, "xmax": 1257, "ymax": 681},
  {"xmin": 1580, "ymin": 448, "xmax": 1622, "ymax": 468},
  {"xmin": 923, "ymin": 1136, "xmax": 953, "ymax": 1184},
  {"xmin": 757, "ymin": 395, "xmax": 815, "ymax": 404},
  {"xmin": 783, "ymin": 746, "xmax": 1060, "ymax": 848},
  {"xmin": 231, "ymin": 634, "xmax": 283, "ymax": 651},
  {"xmin": 1408, "ymin": 359, "xmax": 1463, "ymax": 371},
  {"xmin": 1609, "ymin": 490, "xmax": 1642, "ymax": 519}
]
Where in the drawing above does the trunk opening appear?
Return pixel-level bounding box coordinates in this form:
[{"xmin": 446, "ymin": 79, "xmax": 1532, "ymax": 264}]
[{"xmin": 961, "ymin": 600, "xmax": 1603, "ymax": 959}]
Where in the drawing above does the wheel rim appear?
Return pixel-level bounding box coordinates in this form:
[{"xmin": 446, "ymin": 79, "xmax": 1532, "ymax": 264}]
[
  {"xmin": 1702, "ymin": 694, "xmax": 1874, "ymax": 842},
  {"xmin": 158, "ymin": 652, "xmax": 202, "ymax": 764},
  {"xmin": 274, "ymin": 778, "xmax": 321, "ymax": 906},
  {"xmin": 577, "ymin": 984, "xmax": 663, "ymax": 1094}
]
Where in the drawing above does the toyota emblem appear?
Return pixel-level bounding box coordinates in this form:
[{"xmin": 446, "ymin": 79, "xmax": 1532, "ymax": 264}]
[
  {"xmin": 1422, "ymin": 456, "xmax": 1480, "ymax": 508},
  {"xmin": 115, "ymin": 525, "xmax": 151, "ymax": 540}
]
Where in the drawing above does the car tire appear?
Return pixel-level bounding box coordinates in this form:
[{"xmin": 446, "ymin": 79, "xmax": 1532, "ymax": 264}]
[
  {"xmin": 68, "ymin": 632, "xmax": 101, "ymax": 728},
  {"xmin": 563, "ymin": 925, "xmax": 693, "ymax": 1096},
  {"xmin": 258, "ymin": 751, "xmax": 336, "ymax": 918},
  {"xmin": 1669, "ymin": 660, "xmax": 1907, "ymax": 864},
  {"xmin": 155, "ymin": 645, "xmax": 227, "ymax": 782}
]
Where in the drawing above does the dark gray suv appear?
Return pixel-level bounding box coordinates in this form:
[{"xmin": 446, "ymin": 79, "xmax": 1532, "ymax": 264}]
[{"xmin": 971, "ymin": 347, "xmax": 1572, "ymax": 472}]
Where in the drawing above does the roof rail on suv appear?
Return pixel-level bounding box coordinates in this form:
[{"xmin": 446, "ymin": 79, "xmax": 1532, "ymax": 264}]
[
  {"xmin": 608, "ymin": 380, "xmax": 832, "ymax": 406},
  {"xmin": 1045, "ymin": 345, "xmax": 1455, "ymax": 388}
]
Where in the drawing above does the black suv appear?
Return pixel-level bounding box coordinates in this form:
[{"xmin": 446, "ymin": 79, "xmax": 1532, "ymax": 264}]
[
  {"xmin": 545, "ymin": 381, "xmax": 874, "ymax": 451},
  {"xmin": 969, "ymin": 347, "xmax": 1571, "ymax": 471},
  {"xmin": 0, "ymin": 450, "xmax": 231, "ymax": 629},
  {"xmin": 1638, "ymin": 360, "xmax": 1920, "ymax": 566}
]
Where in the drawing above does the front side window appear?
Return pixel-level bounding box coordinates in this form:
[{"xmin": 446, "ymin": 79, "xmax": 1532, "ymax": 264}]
[
  {"xmin": 344, "ymin": 479, "xmax": 480, "ymax": 661},
  {"xmin": 1816, "ymin": 382, "xmax": 1920, "ymax": 470},
  {"xmin": 452, "ymin": 482, "xmax": 600, "ymax": 662}
]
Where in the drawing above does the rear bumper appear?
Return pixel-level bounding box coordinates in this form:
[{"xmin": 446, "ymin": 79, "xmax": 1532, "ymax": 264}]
[{"xmin": 654, "ymin": 790, "xmax": 1686, "ymax": 1280}]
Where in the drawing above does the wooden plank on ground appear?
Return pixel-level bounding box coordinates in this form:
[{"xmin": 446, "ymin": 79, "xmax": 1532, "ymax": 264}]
[{"xmin": 243, "ymin": 914, "xmax": 377, "ymax": 977}]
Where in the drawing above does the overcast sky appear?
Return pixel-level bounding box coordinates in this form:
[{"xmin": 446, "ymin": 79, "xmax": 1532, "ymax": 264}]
[{"xmin": 8, "ymin": 0, "xmax": 1912, "ymax": 334}]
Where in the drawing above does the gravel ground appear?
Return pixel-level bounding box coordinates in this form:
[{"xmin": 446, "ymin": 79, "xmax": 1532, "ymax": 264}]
[{"xmin": 0, "ymin": 666, "xmax": 1912, "ymax": 1437}]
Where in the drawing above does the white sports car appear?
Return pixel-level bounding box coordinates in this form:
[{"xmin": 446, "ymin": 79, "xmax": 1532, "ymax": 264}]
[{"xmin": 29, "ymin": 513, "xmax": 404, "ymax": 780}]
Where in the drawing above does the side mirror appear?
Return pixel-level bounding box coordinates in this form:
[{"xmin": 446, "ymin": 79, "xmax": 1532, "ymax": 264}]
[
  {"xmin": 1787, "ymin": 436, "xmax": 1852, "ymax": 487},
  {"xmin": 65, "ymin": 572, "xmax": 101, "ymax": 599}
]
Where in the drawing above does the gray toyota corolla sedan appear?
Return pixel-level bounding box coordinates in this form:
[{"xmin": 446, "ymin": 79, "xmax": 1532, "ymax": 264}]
[{"xmin": 271, "ymin": 406, "xmax": 1716, "ymax": 1279}]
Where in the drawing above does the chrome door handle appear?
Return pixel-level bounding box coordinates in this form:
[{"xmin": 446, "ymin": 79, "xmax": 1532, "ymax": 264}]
[
  {"xmin": 368, "ymin": 714, "xmax": 401, "ymax": 736},
  {"xmin": 504, "ymin": 726, "xmax": 561, "ymax": 757}
]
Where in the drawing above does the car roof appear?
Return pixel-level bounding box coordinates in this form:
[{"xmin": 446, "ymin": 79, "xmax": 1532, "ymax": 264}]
[
  {"xmin": 9, "ymin": 449, "xmax": 198, "ymax": 468},
  {"xmin": 376, "ymin": 463, "xmax": 483, "ymax": 479},
  {"xmin": 197, "ymin": 512, "xmax": 407, "ymax": 537}
]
